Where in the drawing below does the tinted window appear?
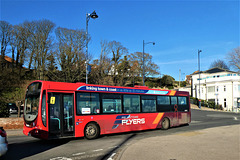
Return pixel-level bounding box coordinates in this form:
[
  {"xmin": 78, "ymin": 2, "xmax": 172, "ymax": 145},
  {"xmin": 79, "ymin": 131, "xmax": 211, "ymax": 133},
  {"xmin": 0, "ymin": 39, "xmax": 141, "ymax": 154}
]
[
  {"xmin": 76, "ymin": 93, "xmax": 100, "ymax": 115},
  {"xmin": 41, "ymin": 91, "xmax": 46, "ymax": 126},
  {"xmin": 24, "ymin": 82, "xmax": 42, "ymax": 124},
  {"xmin": 171, "ymin": 96, "xmax": 177, "ymax": 105},
  {"xmin": 178, "ymin": 97, "xmax": 187, "ymax": 105},
  {"xmin": 157, "ymin": 96, "xmax": 170, "ymax": 105},
  {"xmin": 141, "ymin": 96, "xmax": 156, "ymax": 113},
  {"xmin": 102, "ymin": 94, "xmax": 122, "ymax": 113},
  {"xmin": 123, "ymin": 95, "xmax": 140, "ymax": 113},
  {"xmin": 63, "ymin": 94, "xmax": 74, "ymax": 132}
]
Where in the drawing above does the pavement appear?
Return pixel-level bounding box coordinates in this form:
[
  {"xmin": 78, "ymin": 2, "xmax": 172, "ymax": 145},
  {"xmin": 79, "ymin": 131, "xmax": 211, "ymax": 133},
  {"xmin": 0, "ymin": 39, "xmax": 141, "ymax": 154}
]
[
  {"xmin": 5, "ymin": 129, "xmax": 24, "ymax": 137},
  {"xmin": 190, "ymin": 104, "xmax": 240, "ymax": 113},
  {"xmin": 5, "ymin": 106, "xmax": 240, "ymax": 160},
  {"xmin": 117, "ymin": 124, "xmax": 240, "ymax": 160}
]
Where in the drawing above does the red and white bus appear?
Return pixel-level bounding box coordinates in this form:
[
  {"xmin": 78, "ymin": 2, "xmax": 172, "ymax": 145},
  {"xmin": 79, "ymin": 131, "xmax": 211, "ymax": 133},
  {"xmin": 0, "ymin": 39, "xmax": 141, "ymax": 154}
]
[{"xmin": 23, "ymin": 80, "xmax": 191, "ymax": 139}]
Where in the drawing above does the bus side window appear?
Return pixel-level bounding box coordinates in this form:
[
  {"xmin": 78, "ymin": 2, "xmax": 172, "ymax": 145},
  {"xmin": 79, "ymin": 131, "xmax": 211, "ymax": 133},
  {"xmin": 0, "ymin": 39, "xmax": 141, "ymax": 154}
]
[
  {"xmin": 141, "ymin": 96, "xmax": 156, "ymax": 113},
  {"xmin": 178, "ymin": 97, "xmax": 187, "ymax": 105},
  {"xmin": 102, "ymin": 94, "xmax": 122, "ymax": 114},
  {"xmin": 76, "ymin": 93, "xmax": 100, "ymax": 115},
  {"xmin": 123, "ymin": 95, "xmax": 140, "ymax": 113},
  {"xmin": 178, "ymin": 96, "xmax": 188, "ymax": 112},
  {"xmin": 171, "ymin": 96, "xmax": 177, "ymax": 105}
]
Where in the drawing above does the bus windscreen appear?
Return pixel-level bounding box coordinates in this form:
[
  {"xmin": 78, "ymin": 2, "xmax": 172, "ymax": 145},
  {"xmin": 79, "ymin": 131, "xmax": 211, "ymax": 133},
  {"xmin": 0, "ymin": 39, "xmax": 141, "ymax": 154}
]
[{"xmin": 24, "ymin": 82, "xmax": 42, "ymax": 124}]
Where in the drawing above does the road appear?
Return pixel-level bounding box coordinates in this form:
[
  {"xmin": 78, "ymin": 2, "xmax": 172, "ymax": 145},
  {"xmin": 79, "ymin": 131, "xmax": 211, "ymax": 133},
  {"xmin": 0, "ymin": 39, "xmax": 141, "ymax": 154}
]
[{"xmin": 2, "ymin": 109, "xmax": 239, "ymax": 160}]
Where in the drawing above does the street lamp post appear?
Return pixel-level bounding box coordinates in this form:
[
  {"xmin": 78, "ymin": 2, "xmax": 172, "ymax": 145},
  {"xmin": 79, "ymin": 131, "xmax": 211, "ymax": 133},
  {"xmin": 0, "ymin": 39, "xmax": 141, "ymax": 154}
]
[
  {"xmin": 143, "ymin": 40, "xmax": 155, "ymax": 86},
  {"xmin": 198, "ymin": 49, "xmax": 202, "ymax": 109},
  {"xmin": 86, "ymin": 10, "xmax": 98, "ymax": 84}
]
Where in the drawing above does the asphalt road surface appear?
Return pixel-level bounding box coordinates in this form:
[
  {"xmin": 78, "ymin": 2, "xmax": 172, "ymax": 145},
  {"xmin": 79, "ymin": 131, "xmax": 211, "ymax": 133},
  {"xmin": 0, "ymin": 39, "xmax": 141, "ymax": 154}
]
[{"xmin": 2, "ymin": 109, "xmax": 239, "ymax": 160}]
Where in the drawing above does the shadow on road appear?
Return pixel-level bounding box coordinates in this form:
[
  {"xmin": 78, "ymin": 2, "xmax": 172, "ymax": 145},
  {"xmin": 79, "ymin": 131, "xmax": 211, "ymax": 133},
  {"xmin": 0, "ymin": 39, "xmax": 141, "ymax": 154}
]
[
  {"xmin": 99, "ymin": 134, "xmax": 136, "ymax": 160},
  {"xmin": 1, "ymin": 138, "xmax": 73, "ymax": 160}
]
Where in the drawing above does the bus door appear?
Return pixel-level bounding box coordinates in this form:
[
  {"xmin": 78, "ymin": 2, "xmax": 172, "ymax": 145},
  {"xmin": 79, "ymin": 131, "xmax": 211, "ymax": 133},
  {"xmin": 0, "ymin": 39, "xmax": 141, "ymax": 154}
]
[{"xmin": 48, "ymin": 93, "xmax": 74, "ymax": 137}]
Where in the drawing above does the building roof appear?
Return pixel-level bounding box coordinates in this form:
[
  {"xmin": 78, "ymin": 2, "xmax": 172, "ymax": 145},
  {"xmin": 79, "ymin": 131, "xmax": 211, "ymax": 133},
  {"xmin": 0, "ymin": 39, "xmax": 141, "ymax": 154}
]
[
  {"xmin": 191, "ymin": 67, "xmax": 238, "ymax": 75},
  {"xmin": 0, "ymin": 55, "xmax": 15, "ymax": 63}
]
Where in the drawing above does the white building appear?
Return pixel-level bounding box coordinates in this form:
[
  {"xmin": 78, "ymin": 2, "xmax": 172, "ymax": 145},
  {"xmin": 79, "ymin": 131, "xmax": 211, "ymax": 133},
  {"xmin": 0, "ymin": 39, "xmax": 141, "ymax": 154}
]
[{"xmin": 189, "ymin": 68, "xmax": 240, "ymax": 111}]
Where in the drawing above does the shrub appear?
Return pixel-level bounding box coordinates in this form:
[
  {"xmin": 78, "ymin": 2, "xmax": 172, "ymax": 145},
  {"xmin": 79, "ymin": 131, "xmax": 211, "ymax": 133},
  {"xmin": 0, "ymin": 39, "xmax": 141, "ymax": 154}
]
[
  {"xmin": 145, "ymin": 81, "xmax": 155, "ymax": 88},
  {"xmin": 190, "ymin": 97, "xmax": 199, "ymax": 105},
  {"xmin": 0, "ymin": 101, "xmax": 9, "ymax": 117},
  {"xmin": 208, "ymin": 101, "xmax": 215, "ymax": 109}
]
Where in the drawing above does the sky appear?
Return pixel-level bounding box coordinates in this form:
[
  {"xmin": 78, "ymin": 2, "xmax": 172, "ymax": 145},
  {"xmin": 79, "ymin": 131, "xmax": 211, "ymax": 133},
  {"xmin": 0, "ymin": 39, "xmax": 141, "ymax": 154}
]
[{"xmin": 1, "ymin": 0, "xmax": 239, "ymax": 81}]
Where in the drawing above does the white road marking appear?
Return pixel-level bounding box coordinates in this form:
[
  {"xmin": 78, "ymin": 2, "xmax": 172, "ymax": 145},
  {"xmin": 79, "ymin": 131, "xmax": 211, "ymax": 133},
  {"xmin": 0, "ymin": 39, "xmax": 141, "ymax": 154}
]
[
  {"xmin": 108, "ymin": 146, "xmax": 118, "ymax": 149},
  {"xmin": 74, "ymin": 153, "xmax": 104, "ymax": 160},
  {"xmin": 50, "ymin": 157, "xmax": 72, "ymax": 160},
  {"xmin": 191, "ymin": 120, "xmax": 201, "ymax": 123},
  {"xmin": 93, "ymin": 149, "xmax": 103, "ymax": 152},
  {"xmin": 72, "ymin": 152, "xmax": 86, "ymax": 156},
  {"xmin": 107, "ymin": 153, "xmax": 116, "ymax": 160},
  {"xmin": 234, "ymin": 117, "xmax": 238, "ymax": 120}
]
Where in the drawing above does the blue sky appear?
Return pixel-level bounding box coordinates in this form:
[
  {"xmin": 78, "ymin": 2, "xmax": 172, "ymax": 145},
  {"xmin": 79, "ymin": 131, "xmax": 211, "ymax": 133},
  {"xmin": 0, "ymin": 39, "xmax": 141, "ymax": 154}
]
[{"xmin": 1, "ymin": 0, "xmax": 239, "ymax": 80}]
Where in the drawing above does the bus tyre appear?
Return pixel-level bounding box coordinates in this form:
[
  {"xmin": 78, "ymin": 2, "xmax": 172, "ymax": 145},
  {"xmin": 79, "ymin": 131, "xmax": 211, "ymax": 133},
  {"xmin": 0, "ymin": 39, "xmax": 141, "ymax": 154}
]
[
  {"xmin": 161, "ymin": 118, "xmax": 170, "ymax": 130},
  {"xmin": 84, "ymin": 123, "xmax": 99, "ymax": 140}
]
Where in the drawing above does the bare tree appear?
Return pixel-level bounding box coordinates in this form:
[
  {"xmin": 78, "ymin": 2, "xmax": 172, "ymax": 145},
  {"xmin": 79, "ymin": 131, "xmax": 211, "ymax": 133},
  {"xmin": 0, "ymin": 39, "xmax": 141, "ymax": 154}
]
[
  {"xmin": 35, "ymin": 20, "xmax": 55, "ymax": 80},
  {"xmin": 128, "ymin": 52, "xmax": 159, "ymax": 85},
  {"xmin": 9, "ymin": 25, "xmax": 16, "ymax": 68},
  {"xmin": 0, "ymin": 21, "xmax": 12, "ymax": 68},
  {"xmin": 21, "ymin": 20, "xmax": 55, "ymax": 80},
  {"xmin": 210, "ymin": 59, "xmax": 229, "ymax": 70},
  {"xmin": 227, "ymin": 47, "xmax": 240, "ymax": 72},
  {"xmin": 90, "ymin": 40, "xmax": 129, "ymax": 86},
  {"xmin": 108, "ymin": 41, "xmax": 128, "ymax": 85},
  {"xmin": 13, "ymin": 22, "xmax": 30, "ymax": 69},
  {"xmin": 90, "ymin": 40, "xmax": 112, "ymax": 85},
  {"xmin": 55, "ymin": 27, "xmax": 87, "ymax": 82},
  {"xmin": 118, "ymin": 55, "xmax": 131, "ymax": 86}
]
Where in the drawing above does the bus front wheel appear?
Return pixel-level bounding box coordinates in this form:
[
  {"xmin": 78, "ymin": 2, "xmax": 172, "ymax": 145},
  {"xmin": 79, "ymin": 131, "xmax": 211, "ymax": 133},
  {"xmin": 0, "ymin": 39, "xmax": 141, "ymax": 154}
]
[
  {"xmin": 84, "ymin": 122, "xmax": 100, "ymax": 140},
  {"xmin": 161, "ymin": 118, "xmax": 170, "ymax": 130}
]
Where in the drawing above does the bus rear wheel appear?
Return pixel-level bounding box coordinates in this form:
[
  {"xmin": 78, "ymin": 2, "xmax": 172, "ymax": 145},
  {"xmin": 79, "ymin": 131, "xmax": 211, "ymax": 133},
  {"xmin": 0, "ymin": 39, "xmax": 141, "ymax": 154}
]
[
  {"xmin": 84, "ymin": 123, "xmax": 99, "ymax": 140},
  {"xmin": 161, "ymin": 118, "xmax": 170, "ymax": 130}
]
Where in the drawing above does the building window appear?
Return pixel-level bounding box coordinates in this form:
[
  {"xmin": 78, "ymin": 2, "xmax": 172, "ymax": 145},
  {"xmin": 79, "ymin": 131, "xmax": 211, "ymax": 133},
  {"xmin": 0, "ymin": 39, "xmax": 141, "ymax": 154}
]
[
  {"xmin": 224, "ymin": 98, "xmax": 227, "ymax": 108},
  {"xmin": 208, "ymin": 86, "xmax": 215, "ymax": 93},
  {"xmin": 224, "ymin": 86, "xmax": 226, "ymax": 92},
  {"xmin": 216, "ymin": 86, "xmax": 219, "ymax": 92}
]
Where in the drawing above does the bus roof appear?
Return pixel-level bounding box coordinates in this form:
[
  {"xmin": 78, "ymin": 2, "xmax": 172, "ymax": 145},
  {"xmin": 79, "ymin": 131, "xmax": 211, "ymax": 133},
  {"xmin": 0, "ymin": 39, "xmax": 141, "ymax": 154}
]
[{"xmin": 31, "ymin": 80, "xmax": 189, "ymax": 96}]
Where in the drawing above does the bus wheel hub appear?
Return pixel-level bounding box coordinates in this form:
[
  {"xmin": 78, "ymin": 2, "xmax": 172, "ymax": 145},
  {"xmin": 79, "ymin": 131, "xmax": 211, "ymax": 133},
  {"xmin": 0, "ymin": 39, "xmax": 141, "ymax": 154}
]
[{"xmin": 87, "ymin": 126, "xmax": 95, "ymax": 135}]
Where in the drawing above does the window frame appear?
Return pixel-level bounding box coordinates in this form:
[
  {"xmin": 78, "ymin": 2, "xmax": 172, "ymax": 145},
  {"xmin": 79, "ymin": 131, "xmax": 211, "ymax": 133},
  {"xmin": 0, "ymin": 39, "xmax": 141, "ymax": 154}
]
[
  {"xmin": 141, "ymin": 95, "xmax": 157, "ymax": 113},
  {"xmin": 41, "ymin": 90, "xmax": 46, "ymax": 127},
  {"xmin": 101, "ymin": 93, "xmax": 122, "ymax": 114},
  {"xmin": 170, "ymin": 96, "xmax": 178, "ymax": 105},
  {"xmin": 177, "ymin": 96, "xmax": 187, "ymax": 105},
  {"xmin": 123, "ymin": 94, "xmax": 141, "ymax": 113},
  {"xmin": 76, "ymin": 92, "xmax": 101, "ymax": 115},
  {"xmin": 157, "ymin": 96, "xmax": 170, "ymax": 105},
  {"xmin": 75, "ymin": 91, "xmax": 190, "ymax": 115}
]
